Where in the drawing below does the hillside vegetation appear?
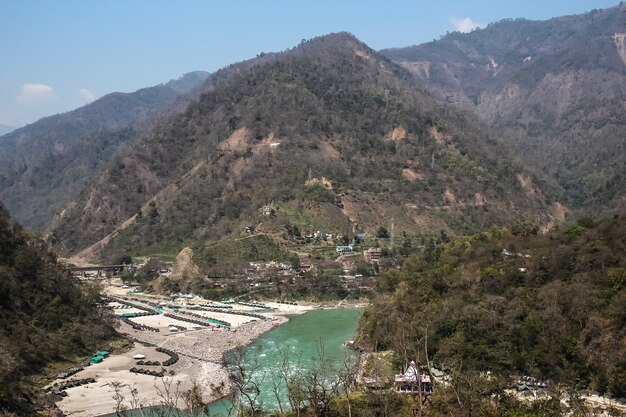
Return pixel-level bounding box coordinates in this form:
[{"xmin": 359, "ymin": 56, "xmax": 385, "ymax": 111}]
[
  {"xmin": 0, "ymin": 71, "xmax": 209, "ymax": 231},
  {"xmin": 382, "ymin": 4, "xmax": 626, "ymax": 213},
  {"xmin": 48, "ymin": 33, "xmax": 560, "ymax": 264},
  {"xmin": 0, "ymin": 203, "xmax": 116, "ymax": 415},
  {"xmin": 358, "ymin": 214, "xmax": 626, "ymax": 397}
]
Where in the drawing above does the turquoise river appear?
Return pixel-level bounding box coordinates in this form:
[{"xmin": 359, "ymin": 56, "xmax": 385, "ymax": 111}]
[
  {"xmin": 100, "ymin": 307, "xmax": 362, "ymax": 416},
  {"xmin": 209, "ymin": 307, "xmax": 363, "ymax": 416}
]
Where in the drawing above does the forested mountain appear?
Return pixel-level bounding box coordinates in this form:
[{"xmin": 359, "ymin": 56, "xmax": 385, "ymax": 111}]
[
  {"xmin": 47, "ymin": 33, "xmax": 562, "ymax": 264},
  {"xmin": 381, "ymin": 4, "xmax": 626, "ymax": 213},
  {"xmin": 0, "ymin": 71, "xmax": 209, "ymax": 231},
  {"xmin": 0, "ymin": 203, "xmax": 116, "ymax": 414},
  {"xmin": 358, "ymin": 214, "xmax": 626, "ymax": 397}
]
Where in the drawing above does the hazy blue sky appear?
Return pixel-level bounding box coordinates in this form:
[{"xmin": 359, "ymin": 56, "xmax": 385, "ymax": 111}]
[{"xmin": 0, "ymin": 0, "xmax": 619, "ymax": 128}]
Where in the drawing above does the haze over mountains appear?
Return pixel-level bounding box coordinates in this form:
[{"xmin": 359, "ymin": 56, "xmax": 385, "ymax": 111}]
[
  {"xmin": 0, "ymin": 71, "xmax": 210, "ymax": 231},
  {"xmin": 1, "ymin": 5, "xmax": 624, "ymax": 264}
]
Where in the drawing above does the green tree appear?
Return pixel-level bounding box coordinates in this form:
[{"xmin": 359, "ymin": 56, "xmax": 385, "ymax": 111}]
[{"xmin": 376, "ymin": 227, "xmax": 390, "ymax": 239}]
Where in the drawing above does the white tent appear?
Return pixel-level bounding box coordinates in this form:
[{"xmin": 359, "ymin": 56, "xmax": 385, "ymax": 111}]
[{"xmin": 404, "ymin": 361, "xmax": 418, "ymax": 381}]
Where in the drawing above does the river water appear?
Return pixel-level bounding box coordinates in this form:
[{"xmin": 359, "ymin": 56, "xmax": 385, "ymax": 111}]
[
  {"xmin": 210, "ymin": 307, "xmax": 363, "ymax": 416},
  {"xmin": 99, "ymin": 308, "xmax": 362, "ymax": 417}
]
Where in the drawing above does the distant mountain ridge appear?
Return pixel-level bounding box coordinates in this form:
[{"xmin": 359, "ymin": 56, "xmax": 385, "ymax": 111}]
[
  {"xmin": 0, "ymin": 52, "xmax": 298, "ymax": 234},
  {"xmin": 381, "ymin": 4, "xmax": 626, "ymax": 213},
  {"xmin": 0, "ymin": 71, "xmax": 210, "ymax": 230},
  {"xmin": 47, "ymin": 33, "xmax": 560, "ymax": 263}
]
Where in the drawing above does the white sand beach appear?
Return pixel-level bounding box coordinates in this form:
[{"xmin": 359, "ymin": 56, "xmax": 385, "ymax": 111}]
[
  {"xmin": 55, "ymin": 290, "xmax": 302, "ymax": 416},
  {"xmin": 57, "ymin": 345, "xmax": 229, "ymax": 417}
]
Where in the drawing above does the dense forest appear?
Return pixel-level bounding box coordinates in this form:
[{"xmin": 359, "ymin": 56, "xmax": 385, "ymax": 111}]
[
  {"xmin": 0, "ymin": 203, "xmax": 116, "ymax": 415},
  {"xmin": 358, "ymin": 214, "xmax": 626, "ymax": 398}
]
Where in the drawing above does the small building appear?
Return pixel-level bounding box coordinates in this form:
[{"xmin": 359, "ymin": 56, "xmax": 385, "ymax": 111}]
[
  {"xmin": 336, "ymin": 245, "xmax": 354, "ymax": 254},
  {"xmin": 395, "ymin": 361, "xmax": 432, "ymax": 395},
  {"xmin": 364, "ymin": 247, "xmax": 382, "ymax": 263},
  {"xmin": 89, "ymin": 356, "xmax": 103, "ymax": 364},
  {"xmin": 429, "ymin": 367, "xmax": 449, "ymax": 382}
]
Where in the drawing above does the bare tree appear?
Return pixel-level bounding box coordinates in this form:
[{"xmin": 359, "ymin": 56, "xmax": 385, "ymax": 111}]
[
  {"xmin": 287, "ymin": 375, "xmax": 307, "ymax": 417},
  {"xmin": 337, "ymin": 352, "xmax": 358, "ymax": 417},
  {"xmin": 110, "ymin": 378, "xmax": 208, "ymax": 417},
  {"xmin": 110, "ymin": 381, "xmax": 149, "ymax": 417},
  {"xmin": 269, "ymin": 344, "xmax": 300, "ymax": 414},
  {"xmin": 301, "ymin": 339, "xmax": 341, "ymax": 417},
  {"xmin": 110, "ymin": 381, "xmax": 128, "ymax": 417},
  {"xmin": 153, "ymin": 378, "xmax": 182, "ymax": 417},
  {"xmin": 229, "ymin": 346, "xmax": 266, "ymax": 417},
  {"xmin": 180, "ymin": 381, "xmax": 209, "ymax": 416},
  {"xmin": 127, "ymin": 384, "xmax": 148, "ymax": 417}
]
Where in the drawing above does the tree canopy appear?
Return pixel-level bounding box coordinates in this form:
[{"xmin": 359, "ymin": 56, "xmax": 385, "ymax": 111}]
[
  {"xmin": 358, "ymin": 214, "xmax": 626, "ymax": 397},
  {"xmin": 0, "ymin": 203, "xmax": 116, "ymax": 414}
]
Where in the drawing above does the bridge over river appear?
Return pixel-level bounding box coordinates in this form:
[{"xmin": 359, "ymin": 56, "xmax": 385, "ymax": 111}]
[{"xmin": 68, "ymin": 264, "xmax": 134, "ymax": 278}]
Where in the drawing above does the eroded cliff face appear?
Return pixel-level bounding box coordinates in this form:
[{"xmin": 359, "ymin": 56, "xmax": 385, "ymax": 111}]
[{"xmin": 381, "ymin": 5, "xmax": 626, "ymax": 212}]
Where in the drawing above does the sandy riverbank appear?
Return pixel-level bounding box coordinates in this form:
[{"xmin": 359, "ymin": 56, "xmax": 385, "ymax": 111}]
[
  {"xmin": 55, "ymin": 291, "xmax": 333, "ymax": 416},
  {"xmin": 57, "ymin": 345, "xmax": 228, "ymax": 417}
]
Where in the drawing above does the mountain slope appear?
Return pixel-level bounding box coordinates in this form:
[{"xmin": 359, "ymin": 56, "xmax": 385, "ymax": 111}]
[
  {"xmin": 0, "ymin": 203, "xmax": 116, "ymax": 414},
  {"xmin": 48, "ymin": 33, "xmax": 561, "ymax": 263},
  {"xmin": 0, "ymin": 71, "xmax": 209, "ymax": 231},
  {"xmin": 381, "ymin": 4, "xmax": 626, "ymax": 212},
  {"xmin": 358, "ymin": 214, "xmax": 626, "ymax": 396}
]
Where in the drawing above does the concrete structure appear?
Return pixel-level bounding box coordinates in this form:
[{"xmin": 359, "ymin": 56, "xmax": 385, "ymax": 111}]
[
  {"xmin": 69, "ymin": 264, "xmax": 133, "ymax": 278},
  {"xmin": 364, "ymin": 247, "xmax": 382, "ymax": 263},
  {"xmin": 395, "ymin": 361, "xmax": 432, "ymax": 395},
  {"xmin": 336, "ymin": 245, "xmax": 353, "ymax": 254}
]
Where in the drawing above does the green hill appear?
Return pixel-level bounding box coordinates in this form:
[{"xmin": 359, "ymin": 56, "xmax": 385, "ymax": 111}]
[
  {"xmin": 48, "ymin": 33, "xmax": 560, "ymax": 266},
  {"xmin": 358, "ymin": 214, "xmax": 626, "ymax": 396},
  {"xmin": 0, "ymin": 203, "xmax": 116, "ymax": 414}
]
